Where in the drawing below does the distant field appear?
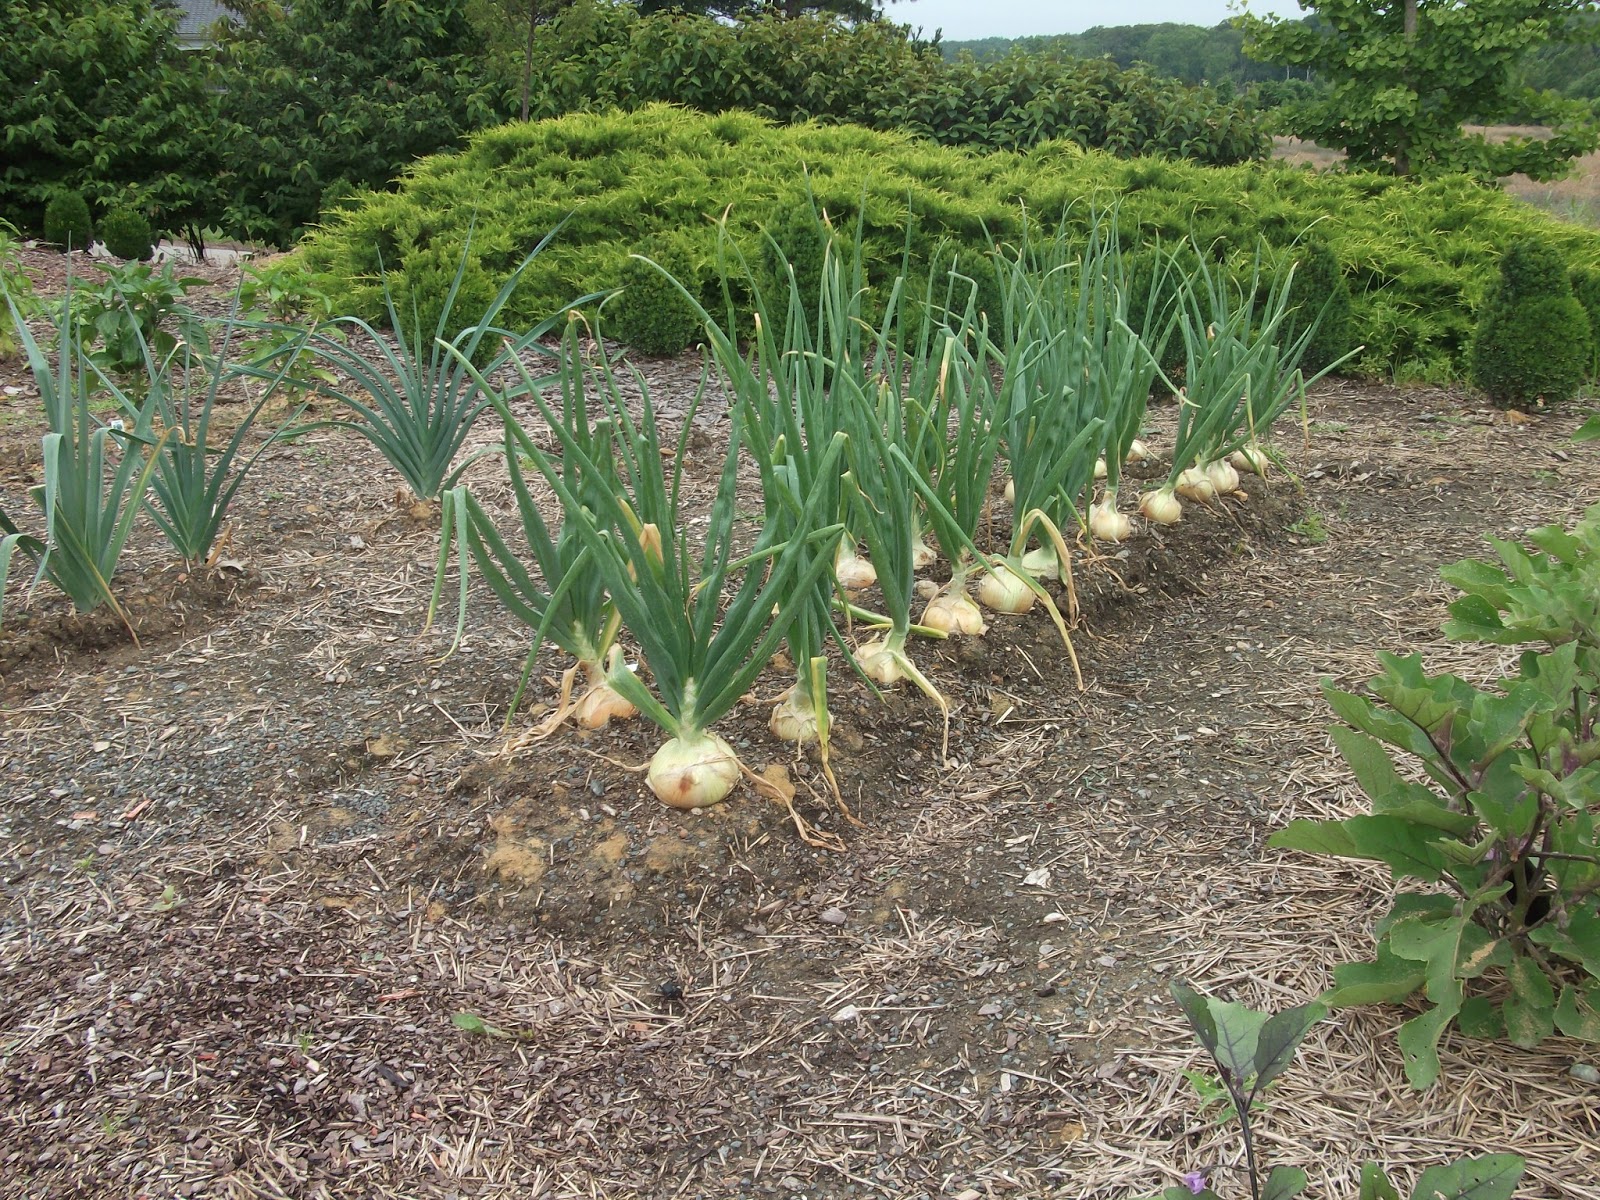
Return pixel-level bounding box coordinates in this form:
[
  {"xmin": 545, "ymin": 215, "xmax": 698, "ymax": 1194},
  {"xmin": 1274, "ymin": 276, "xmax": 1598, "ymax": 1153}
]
[{"xmin": 1272, "ymin": 128, "xmax": 1600, "ymax": 227}]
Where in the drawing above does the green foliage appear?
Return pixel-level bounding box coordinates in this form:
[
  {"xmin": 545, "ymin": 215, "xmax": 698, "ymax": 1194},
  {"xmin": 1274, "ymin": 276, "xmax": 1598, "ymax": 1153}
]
[
  {"xmin": 0, "ymin": 0, "xmax": 219, "ymax": 236},
  {"xmin": 292, "ymin": 231, "xmax": 575, "ymax": 502},
  {"xmin": 211, "ymin": 0, "xmax": 506, "ymax": 246},
  {"xmin": 0, "ymin": 219, "xmax": 39, "ymax": 359},
  {"xmin": 1281, "ymin": 239, "xmax": 1355, "ymax": 375},
  {"xmin": 1239, "ymin": 0, "xmax": 1600, "ymax": 181},
  {"xmin": 1572, "ymin": 266, "xmax": 1600, "ymax": 375},
  {"xmin": 71, "ymin": 263, "xmax": 207, "ymax": 379},
  {"xmin": 611, "ymin": 234, "xmax": 704, "ymax": 357},
  {"xmin": 42, "ymin": 194, "xmax": 93, "ymax": 252},
  {"xmin": 1, "ymin": 281, "xmax": 166, "ymax": 626},
  {"xmin": 305, "ymin": 106, "xmax": 1600, "ymax": 380},
  {"xmin": 1472, "ymin": 240, "xmax": 1591, "ymax": 409},
  {"xmin": 1144, "ymin": 984, "xmax": 1522, "ymax": 1200},
  {"xmin": 1269, "ymin": 506, "xmax": 1600, "ymax": 1089},
  {"xmin": 507, "ymin": 3, "xmax": 1266, "ymax": 165},
  {"xmin": 98, "ymin": 206, "xmax": 154, "ymax": 263}
]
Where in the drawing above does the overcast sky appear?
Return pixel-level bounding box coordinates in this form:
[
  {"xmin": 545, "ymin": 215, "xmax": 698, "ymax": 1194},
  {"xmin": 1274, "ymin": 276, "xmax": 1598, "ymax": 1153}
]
[{"xmin": 891, "ymin": 1, "xmax": 1300, "ymax": 41}]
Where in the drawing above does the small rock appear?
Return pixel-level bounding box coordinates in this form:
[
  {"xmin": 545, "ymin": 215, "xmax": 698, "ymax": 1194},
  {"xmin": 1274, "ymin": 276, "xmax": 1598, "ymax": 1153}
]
[
  {"xmin": 1571, "ymin": 1063, "xmax": 1600, "ymax": 1085},
  {"xmin": 819, "ymin": 907, "xmax": 848, "ymax": 925},
  {"xmin": 832, "ymin": 1005, "xmax": 861, "ymax": 1022}
]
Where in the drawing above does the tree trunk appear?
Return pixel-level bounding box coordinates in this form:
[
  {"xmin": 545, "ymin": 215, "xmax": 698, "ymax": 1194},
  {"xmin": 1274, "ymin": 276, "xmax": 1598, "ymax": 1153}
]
[
  {"xmin": 520, "ymin": 0, "xmax": 536, "ymax": 122},
  {"xmin": 1395, "ymin": 0, "xmax": 1418, "ymax": 176}
]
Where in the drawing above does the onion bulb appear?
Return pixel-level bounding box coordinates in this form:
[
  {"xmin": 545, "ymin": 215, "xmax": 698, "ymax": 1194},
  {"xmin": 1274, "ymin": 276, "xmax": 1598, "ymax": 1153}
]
[
  {"xmin": 1176, "ymin": 466, "xmax": 1216, "ymax": 502},
  {"xmin": 575, "ymin": 680, "xmax": 637, "ymax": 729},
  {"xmin": 1229, "ymin": 443, "xmax": 1270, "ymax": 475},
  {"xmin": 835, "ymin": 542, "xmax": 876, "ymax": 590},
  {"xmin": 911, "ymin": 534, "xmax": 938, "ymax": 571},
  {"xmin": 1089, "ymin": 496, "xmax": 1131, "ymax": 542},
  {"xmin": 853, "ymin": 638, "xmax": 905, "ymax": 685},
  {"xmin": 977, "ymin": 563, "xmax": 1036, "ymax": 614},
  {"xmin": 647, "ymin": 731, "xmax": 740, "ymax": 809},
  {"xmin": 1203, "ymin": 458, "xmax": 1240, "ymax": 495},
  {"xmin": 1125, "ymin": 439, "xmax": 1151, "ymax": 464},
  {"xmin": 1093, "ymin": 456, "xmax": 1108, "ymax": 481},
  {"xmin": 1019, "ymin": 545, "xmax": 1058, "ymax": 579},
  {"xmin": 1139, "ymin": 487, "xmax": 1182, "ymax": 525},
  {"xmin": 1003, "ymin": 477, "xmax": 1015, "ymax": 505},
  {"xmin": 922, "ymin": 588, "xmax": 988, "ymax": 635},
  {"xmin": 769, "ymin": 689, "xmax": 820, "ymax": 744}
]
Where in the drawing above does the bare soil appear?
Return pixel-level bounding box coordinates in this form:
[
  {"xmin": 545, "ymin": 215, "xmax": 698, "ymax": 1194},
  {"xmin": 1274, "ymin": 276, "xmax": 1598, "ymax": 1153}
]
[{"xmin": 1, "ymin": 248, "xmax": 1598, "ymax": 1199}]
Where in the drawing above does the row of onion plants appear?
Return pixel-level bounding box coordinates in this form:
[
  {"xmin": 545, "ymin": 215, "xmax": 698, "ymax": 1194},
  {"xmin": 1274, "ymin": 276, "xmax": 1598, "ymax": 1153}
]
[{"xmin": 435, "ymin": 213, "xmax": 1342, "ymax": 812}]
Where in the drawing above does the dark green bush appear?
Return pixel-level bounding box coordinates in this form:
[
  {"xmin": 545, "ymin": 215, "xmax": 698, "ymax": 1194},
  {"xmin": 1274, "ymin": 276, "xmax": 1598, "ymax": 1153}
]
[
  {"xmin": 1, "ymin": 0, "xmax": 219, "ymax": 238},
  {"xmin": 509, "ymin": 4, "xmax": 1267, "ymax": 167},
  {"xmin": 1281, "ymin": 239, "xmax": 1355, "ymax": 375},
  {"xmin": 610, "ymin": 234, "xmax": 705, "ymax": 357},
  {"xmin": 1571, "ymin": 266, "xmax": 1600, "ymax": 374},
  {"xmin": 302, "ymin": 106, "xmax": 1600, "ymax": 380},
  {"xmin": 1472, "ymin": 240, "xmax": 1591, "ymax": 408},
  {"xmin": 99, "ymin": 206, "xmax": 154, "ymax": 261},
  {"xmin": 43, "ymin": 193, "xmax": 92, "ymax": 251}
]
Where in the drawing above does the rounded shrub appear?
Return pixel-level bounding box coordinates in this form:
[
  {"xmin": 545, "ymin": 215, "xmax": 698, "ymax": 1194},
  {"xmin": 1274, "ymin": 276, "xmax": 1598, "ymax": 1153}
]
[
  {"xmin": 43, "ymin": 192, "xmax": 92, "ymax": 251},
  {"xmin": 1471, "ymin": 240, "xmax": 1591, "ymax": 409},
  {"xmin": 1283, "ymin": 239, "xmax": 1355, "ymax": 374},
  {"xmin": 609, "ymin": 234, "xmax": 703, "ymax": 356},
  {"xmin": 99, "ymin": 206, "xmax": 155, "ymax": 261}
]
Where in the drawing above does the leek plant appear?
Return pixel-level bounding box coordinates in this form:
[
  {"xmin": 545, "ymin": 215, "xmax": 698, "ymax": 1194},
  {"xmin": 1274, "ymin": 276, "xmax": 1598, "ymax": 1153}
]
[
  {"xmin": 430, "ymin": 319, "xmax": 635, "ymax": 735},
  {"xmin": 480, "ymin": 325, "xmax": 843, "ymax": 813},
  {"xmin": 96, "ymin": 310, "xmax": 299, "ymax": 570},
  {"xmin": 2, "ymin": 282, "xmax": 166, "ymax": 632},
  {"xmin": 294, "ymin": 228, "xmax": 574, "ymax": 503}
]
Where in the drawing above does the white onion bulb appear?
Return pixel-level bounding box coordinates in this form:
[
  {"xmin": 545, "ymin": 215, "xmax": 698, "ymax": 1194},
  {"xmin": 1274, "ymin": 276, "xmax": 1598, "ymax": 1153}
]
[
  {"xmin": 1093, "ymin": 456, "xmax": 1108, "ymax": 481},
  {"xmin": 1176, "ymin": 466, "xmax": 1216, "ymax": 502},
  {"xmin": 1125, "ymin": 439, "xmax": 1151, "ymax": 464},
  {"xmin": 836, "ymin": 543, "xmax": 877, "ymax": 590},
  {"xmin": 911, "ymin": 535, "xmax": 938, "ymax": 571},
  {"xmin": 647, "ymin": 731, "xmax": 740, "ymax": 809},
  {"xmin": 1019, "ymin": 545, "xmax": 1059, "ymax": 579},
  {"xmin": 921, "ymin": 588, "xmax": 988, "ymax": 635},
  {"xmin": 1089, "ymin": 497, "xmax": 1131, "ymax": 542},
  {"xmin": 977, "ymin": 564, "xmax": 1036, "ymax": 614},
  {"xmin": 1229, "ymin": 444, "xmax": 1270, "ymax": 475},
  {"xmin": 1140, "ymin": 488, "xmax": 1182, "ymax": 525},
  {"xmin": 769, "ymin": 690, "xmax": 819, "ymax": 744},
  {"xmin": 1003, "ymin": 477, "xmax": 1015, "ymax": 504},
  {"xmin": 1203, "ymin": 458, "xmax": 1240, "ymax": 495},
  {"xmin": 853, "ymin": 638, "xmax": 905, "ymax": 685},
  {"xmin": 574, "ymin": 681, "xmax": 637, "ymax": 730}
]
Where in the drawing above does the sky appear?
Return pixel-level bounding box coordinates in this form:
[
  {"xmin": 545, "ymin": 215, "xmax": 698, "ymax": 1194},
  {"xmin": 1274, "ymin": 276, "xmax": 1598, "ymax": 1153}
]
[{"xmin": 889, "ymin": 0, "xmax": 1299, "ymax": 41}]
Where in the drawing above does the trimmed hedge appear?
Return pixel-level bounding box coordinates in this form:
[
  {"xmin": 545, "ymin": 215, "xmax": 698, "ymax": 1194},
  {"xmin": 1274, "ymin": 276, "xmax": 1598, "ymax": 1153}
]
[{"xmin": 302, "ymin": 105, "xmax": 1600, "ymax": 380}]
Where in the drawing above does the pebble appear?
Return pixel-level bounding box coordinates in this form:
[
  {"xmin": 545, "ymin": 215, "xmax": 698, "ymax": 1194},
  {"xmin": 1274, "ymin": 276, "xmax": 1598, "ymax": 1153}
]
[
  {"xmin": 1571, "ymin": 1063, "xmax": 1600, "ymax": 1084},
  {"xmin": 819, "ymin": 907, "xmax": 847, "ymax": 925}
]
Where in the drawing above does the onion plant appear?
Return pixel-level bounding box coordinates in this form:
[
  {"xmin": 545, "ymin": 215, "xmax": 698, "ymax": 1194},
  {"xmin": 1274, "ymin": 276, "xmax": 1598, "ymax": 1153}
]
[
  {"xmin": 2, "ymin": 280, "xmax": 166, "ymax": 631},
  {"xmin": 482, "ymin": 325, "xmax": 842, "ymax": 812},
  {"xmin": 295, "ymin": 228, "xmax": 575, "ymax": 503},
  {"xmin": 1142, "ymin": 241, "xmax": 1355, "ymax": 525},
  {"xmin": 430, "ymin": 318, "xmax": 635, "ymax": 735}
]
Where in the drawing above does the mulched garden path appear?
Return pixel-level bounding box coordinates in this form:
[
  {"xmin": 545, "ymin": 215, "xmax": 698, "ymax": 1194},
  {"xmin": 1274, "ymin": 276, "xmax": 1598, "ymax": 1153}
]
[{"xmin": 1, "ymin": 246, "xmax": 1597, "ymax": 1199}]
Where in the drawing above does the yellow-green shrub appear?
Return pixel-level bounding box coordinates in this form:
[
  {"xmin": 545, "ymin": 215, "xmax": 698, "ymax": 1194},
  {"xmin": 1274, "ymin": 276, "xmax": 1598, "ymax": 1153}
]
[{"xmin": 302, "ymin": 105, "xmax": 1600, "ymax": 379}]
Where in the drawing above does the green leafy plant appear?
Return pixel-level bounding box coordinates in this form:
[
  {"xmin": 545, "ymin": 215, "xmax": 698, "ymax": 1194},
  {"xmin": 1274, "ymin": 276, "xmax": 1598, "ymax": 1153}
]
[
  {"xmin": 294, "ymin": 229, "xmax": 575, "ymax": 503},
  {"xmin": 1270, "ymin": 504, "xmax": 1600, "ymax": 1089},
  {"xmin": 71, "ymin": 262, "xmax": 207, "ymax": 379},
  {"xmin": 1143, "ymin": 981, "xmax": 1526, "ymax": 1200},
  {"xmin": 1472, "ymin": 239, "xmax": 1592, "ymax": 410},
  {"xmin": 1239, "ymin": 0, "xmax": 1599, "ymax": 181},
  {"xmin": 0, "ymin": 218, "xmax": 39, "ymax": 359},
  {"xmin": 98, "ymin": 206, "xmax": 154, "ymax": 262},
  {"xmin": 610, "ymin": 232, "xmax": 703, "ymax": 357},
  {"xmin": 42, "ymin": 192, "xmax": 93, "ymax": 251}
]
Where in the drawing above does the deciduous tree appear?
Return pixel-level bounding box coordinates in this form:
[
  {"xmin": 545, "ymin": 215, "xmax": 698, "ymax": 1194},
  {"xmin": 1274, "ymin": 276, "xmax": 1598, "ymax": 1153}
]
[{"xmin": 1238, "ymin": 0, "xmax": 1599, "ymax": 179}]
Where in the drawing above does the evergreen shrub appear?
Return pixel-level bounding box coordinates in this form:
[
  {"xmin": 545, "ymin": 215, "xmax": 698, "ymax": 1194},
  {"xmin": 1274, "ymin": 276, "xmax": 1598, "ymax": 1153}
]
[
  {"xmin": 1281, "ymin": 239, "xmax": 1355, "ymax": 375},
  {"xmin": 301, "ymin": 106, "xmax": 1600, "ymax": 380},
  {"xmin": 1471, "ymin": 240, "xmax": 1591, "ymax": 408},
  {"xmin": 610, "ymin": 233, "xmax": 704, "ymax": 357},
  {"xmin": 43, "ymin": 193, "xmax": 92, "ymax": 251},
  {"xmin": 99, "ymin": 206, "xmax": 154, "ymax": 261}
]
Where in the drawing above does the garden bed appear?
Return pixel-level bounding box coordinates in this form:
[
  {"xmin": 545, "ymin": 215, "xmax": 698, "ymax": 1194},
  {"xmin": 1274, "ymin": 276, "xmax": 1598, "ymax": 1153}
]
[{"xmin": 1, "ymin": 260, "xmax": 1598, "ymax": 1199}]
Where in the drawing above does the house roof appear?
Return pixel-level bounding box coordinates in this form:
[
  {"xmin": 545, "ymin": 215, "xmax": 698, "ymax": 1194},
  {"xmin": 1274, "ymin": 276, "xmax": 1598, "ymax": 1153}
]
[{"xmin": 166, "ymin": 0, "xmax": 235, "ymax": 45}]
